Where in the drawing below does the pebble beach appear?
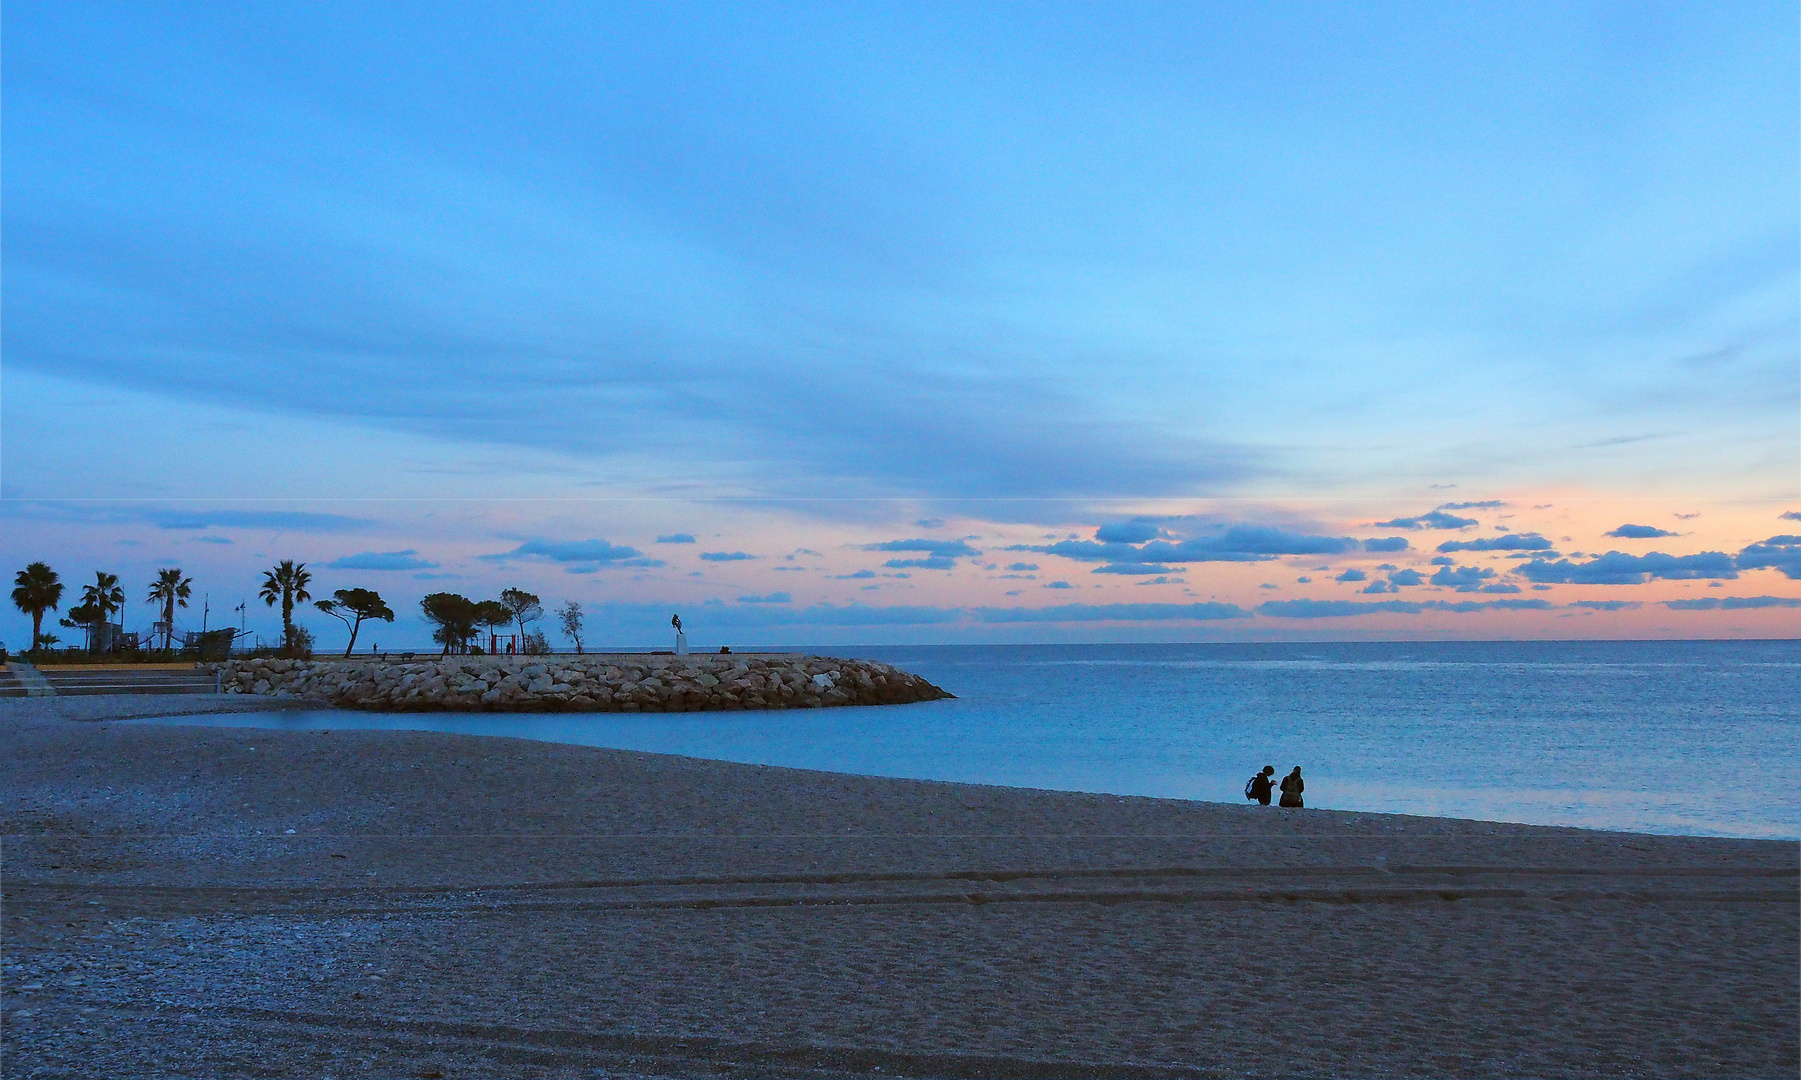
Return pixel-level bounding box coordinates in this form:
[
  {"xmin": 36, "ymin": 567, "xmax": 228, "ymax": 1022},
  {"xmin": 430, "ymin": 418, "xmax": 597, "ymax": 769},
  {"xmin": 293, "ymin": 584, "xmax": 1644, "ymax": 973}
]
[{"xmin": 3, "ymin": 693, "xmax": 1796, "ymax": 1079}]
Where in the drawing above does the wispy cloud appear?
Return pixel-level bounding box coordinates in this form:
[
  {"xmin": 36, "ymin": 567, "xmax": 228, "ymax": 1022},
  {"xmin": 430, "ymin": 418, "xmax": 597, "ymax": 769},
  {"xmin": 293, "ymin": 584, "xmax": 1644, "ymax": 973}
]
[
  {"xmin": 1517, "ymin": 551, "xmax": 1737, "ymax": 585},
  {"xmin": 865, "ymin": 539, "xmax": 980, "ymax": 557},
  {"xmin": 975, "ymin": 602, "xmax": 1247, "ymax": 623},
  {"xmin": 1437, "ymin": 533, "xmax": 1553, "ymax": 553},
  {"xmin": 1572, "ymin": 433, "xmax": 1669, "ymax": 449},
  {"xmin": 151, "ymin": 510, "xmax": 369, "ymax": 532},
  {"xmin": 1663, "ymin": 595, "xmax": 1801, "ymax": 610},
  {"xmin": 1023, "ymin": 525, "xmax": 1358, "ymax": 565},
  {"xmin": 482, "ymin": 539, "xmax": 661, "ymax": 567},
  {"xmin": 1257, "ymin": 598, "xmax": 1554, "ymax": 618},
  {"xmin": 668, "ymin": 603, "xmax": 965, "ymax": 627},
  {"xmin": 1093, "ymin": 520, "xmax": 1170, "ymax": 543},
  {"xmin": 1373, "ymin": 511, "xmax": 1476, "ymax": 530},
  {"xmin": 325, "ymin": 549, "xmax": 439, "ymax": 571}
]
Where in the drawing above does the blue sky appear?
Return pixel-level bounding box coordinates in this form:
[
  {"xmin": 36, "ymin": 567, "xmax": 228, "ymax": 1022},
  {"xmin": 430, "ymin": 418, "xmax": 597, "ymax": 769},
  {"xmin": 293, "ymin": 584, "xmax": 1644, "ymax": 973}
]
[{"xmin": 3, "ymin": 2, "xmax": 1797, "ymax": 647}]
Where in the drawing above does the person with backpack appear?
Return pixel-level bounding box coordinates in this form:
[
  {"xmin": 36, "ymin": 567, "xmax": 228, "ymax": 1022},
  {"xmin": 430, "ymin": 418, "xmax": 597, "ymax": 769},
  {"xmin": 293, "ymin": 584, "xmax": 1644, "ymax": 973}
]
[
  {"xmin": 1244, "ymin": 765, "xmax": 1276, "ymax": 806},
  {"xmin": 1279, "ymin": 766, "xmax": 1305, "ymax": 808}
]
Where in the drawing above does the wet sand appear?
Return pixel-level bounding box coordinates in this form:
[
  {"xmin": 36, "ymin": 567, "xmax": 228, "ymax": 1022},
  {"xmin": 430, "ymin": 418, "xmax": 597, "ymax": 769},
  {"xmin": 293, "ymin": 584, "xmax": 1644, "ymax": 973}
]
[{"xmin": 3, "ymin": 695, "xmax": 1796, "ymax": 1078}]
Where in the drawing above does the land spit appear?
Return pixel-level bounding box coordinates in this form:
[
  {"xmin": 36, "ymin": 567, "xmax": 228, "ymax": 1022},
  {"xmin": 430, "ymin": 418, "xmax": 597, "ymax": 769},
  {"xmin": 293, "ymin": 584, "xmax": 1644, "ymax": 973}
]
[{"xmin": 209, "ymin": 653, "xmax": 953, "ymax": 711}]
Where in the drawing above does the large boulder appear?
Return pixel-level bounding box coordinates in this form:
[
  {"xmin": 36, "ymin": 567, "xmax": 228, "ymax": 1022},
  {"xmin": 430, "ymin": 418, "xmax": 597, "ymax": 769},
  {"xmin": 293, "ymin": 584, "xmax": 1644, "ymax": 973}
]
[{"xmin": 210, "ymin": 654, "xmax": 951, "ymax": 713}]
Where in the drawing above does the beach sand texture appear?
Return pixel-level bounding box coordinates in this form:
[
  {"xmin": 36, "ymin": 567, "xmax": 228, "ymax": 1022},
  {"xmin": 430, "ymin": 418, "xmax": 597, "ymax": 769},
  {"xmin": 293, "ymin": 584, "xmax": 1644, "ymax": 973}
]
[{"xmin": 4, "ymin": 695, "xmax": 1796, "ymax": 1079}]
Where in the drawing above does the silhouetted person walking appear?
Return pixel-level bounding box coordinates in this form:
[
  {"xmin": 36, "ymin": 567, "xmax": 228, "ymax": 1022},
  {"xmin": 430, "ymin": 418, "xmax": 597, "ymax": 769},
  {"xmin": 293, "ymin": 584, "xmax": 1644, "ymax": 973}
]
[
  {"xmin": 1279, "ymin": 766, "xmax": 1305, "ymax": 808},
  {"xmin": 1245, "ymin": 765, "xmax": 1276, "ymax": 806}
]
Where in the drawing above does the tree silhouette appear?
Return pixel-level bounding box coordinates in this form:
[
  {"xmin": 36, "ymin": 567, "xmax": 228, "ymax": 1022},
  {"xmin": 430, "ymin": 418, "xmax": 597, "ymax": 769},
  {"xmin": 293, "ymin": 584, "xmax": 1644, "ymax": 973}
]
[
  {"xmin": 499, "ymin": 588, "xmax": 543, "ymax": 643},
  {"xmin": 313, "ymin": 588, "xmax": 394, "ymax": 656},
  {"xmin": 258, "ymin": 561, "xmax": 313, "ymax": 655},
  {"xmin": 80, "ymin": 571, "xmax": 125, "ymax": 652},
  {"xmin": 557, "ymin": 600, "xmax": 585, "ymax": 654},
  {"xmin": 60, "ymin": 602, "xmax": 104, "ymax": 650},
  {"xmin": 146, "ymin": 568, "xmax": 193, "ymax": 651},
  {"xmin": 419, "ymin": 593, "xmax": 479, "ymax": 655},
  {"xmin": 11, "ymin": 562, "xmax": 64, "ymax": 654},
  {"xmin": 474, "ymin": 599, "xmax": 514, "ymax": 652}
]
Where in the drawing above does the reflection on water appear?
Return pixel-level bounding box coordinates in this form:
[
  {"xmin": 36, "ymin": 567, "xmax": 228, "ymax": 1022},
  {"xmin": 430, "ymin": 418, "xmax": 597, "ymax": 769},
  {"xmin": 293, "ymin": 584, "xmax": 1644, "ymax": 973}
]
[{"xmin": 133, "ymin": 640, "xmax": 1800, "ymax": 839}]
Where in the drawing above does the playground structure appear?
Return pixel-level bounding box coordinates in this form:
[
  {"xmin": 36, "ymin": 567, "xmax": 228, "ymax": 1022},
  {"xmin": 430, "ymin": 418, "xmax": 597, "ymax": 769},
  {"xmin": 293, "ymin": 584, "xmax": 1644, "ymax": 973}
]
[{"xmin": 181, "ymin": 627, "xmax": 249, "ymax": 660}]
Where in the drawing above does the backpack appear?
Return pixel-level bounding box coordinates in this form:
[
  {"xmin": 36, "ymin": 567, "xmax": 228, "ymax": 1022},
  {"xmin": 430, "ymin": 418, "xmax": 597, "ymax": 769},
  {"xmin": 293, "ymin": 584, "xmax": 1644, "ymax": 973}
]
[{"xmin": 1244, "ymin": 776, "xmax": 1259, "ymax": 801}]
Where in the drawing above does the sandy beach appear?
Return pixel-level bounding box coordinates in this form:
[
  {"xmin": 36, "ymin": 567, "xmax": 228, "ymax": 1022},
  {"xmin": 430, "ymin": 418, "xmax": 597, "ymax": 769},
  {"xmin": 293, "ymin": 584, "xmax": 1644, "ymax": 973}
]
[{"xmin": 3, "ymin": 694, "xmax": 1795, "ymax": 1079}]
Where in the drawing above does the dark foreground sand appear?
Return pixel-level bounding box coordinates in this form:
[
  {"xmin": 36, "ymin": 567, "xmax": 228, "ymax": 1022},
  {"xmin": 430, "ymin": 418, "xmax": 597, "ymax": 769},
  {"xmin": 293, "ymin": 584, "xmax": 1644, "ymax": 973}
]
[{"xmin": 3, "ymin": 695, "xmax": 1796, "ymax": 1079}]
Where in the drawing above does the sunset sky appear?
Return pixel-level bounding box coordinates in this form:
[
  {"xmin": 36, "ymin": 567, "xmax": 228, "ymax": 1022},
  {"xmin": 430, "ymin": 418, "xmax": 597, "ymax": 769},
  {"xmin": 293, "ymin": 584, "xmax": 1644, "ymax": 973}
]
[{"xmin": 4, "ymin": 2, "xmax": 1797, "ymax": 649}]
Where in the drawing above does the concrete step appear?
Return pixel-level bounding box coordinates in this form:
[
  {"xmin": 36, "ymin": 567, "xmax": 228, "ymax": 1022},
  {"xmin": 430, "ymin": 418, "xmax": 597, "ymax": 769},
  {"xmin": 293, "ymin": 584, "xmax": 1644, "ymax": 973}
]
[
  {"xmin": 39, "ymin": 672, "xmax": 213, "ymax": 684},
  {"xmin": 34, "ymin": 667, "xmax": 219, "ymax": 696},
  {"xmin": 4, "ymin": 662, "xmax": 56, "ymax": 697},
  {"xmin": 48, "ymin": 683, "xmax": 218, "ymax": 696}
]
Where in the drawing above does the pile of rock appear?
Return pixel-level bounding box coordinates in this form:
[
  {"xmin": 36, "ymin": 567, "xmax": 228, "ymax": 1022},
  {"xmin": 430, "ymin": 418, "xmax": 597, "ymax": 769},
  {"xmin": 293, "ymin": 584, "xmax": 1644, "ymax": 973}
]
[{"xmin": 209, "ymin": 654, "xmax": 953, "ymax": 712}]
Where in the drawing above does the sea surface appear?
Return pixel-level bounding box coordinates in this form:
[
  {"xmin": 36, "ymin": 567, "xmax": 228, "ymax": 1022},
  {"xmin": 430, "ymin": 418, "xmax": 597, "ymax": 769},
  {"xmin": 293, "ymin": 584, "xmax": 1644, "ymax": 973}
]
[{"xmin": 137, "ymin": 641, "xmax": 1800, "ymax": 839}]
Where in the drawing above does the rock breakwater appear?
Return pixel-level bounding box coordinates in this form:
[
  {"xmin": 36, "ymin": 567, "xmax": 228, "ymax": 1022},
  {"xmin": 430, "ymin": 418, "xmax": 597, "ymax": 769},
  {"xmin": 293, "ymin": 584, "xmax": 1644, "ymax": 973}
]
[{"xmin": 210, "ymin": 654, "xmax": 953, "ymax": 712}]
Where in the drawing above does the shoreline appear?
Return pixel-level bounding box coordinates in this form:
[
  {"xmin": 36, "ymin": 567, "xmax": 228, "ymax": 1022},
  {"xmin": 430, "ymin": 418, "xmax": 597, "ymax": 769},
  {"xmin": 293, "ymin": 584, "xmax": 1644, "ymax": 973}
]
[
  {"xmin": 89, "ymin": 693, "xmax": 1798, "ymax": 843},
  {"xmin": 21, "ymin": 692, "xmax": 1796, "ymax": 842},
  {"xmin": 4, "ymin": 695, "xmax": 1796, "ymax": 1077}
]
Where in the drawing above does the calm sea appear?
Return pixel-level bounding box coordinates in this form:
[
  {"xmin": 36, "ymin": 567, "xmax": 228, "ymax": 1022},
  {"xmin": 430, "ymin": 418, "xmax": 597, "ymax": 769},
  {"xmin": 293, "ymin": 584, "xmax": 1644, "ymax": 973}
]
[{"xmin": 137, "ymin": 641, "xmax": 1800, "ymax": 839}]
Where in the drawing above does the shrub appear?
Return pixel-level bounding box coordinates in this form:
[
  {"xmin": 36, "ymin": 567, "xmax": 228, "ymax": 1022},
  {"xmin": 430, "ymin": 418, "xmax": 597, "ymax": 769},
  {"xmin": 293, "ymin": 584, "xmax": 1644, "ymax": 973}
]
[{"xmin": 285, "ymin": 625, "xmax": 315, "ymax": 659}]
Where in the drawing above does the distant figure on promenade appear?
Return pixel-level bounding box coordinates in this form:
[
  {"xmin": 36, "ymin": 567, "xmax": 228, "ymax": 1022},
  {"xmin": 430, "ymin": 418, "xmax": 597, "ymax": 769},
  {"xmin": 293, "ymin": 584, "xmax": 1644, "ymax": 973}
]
[
  {"xmin": 1244, "ymin": 765, "xmax": 1276, "ymax": 805},
  {"xmin": 1279, "ymin": 766, "xmax": 1305, "ymax": 809}
]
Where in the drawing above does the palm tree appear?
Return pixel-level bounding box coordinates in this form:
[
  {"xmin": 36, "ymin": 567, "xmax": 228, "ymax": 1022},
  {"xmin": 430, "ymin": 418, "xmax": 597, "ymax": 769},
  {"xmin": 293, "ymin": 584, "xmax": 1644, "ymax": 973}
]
[
  {"xmin": 146, "ymin": 568, "xmax": 193, "ymax": 651},
  {"xmin": 80, "ymin": 571, "xmax": 125, "ymax": 652},
  {"xmin": 12, "ymin": 562, "xmax": 64, "ymax": 655},
  {"xmin": 258, "ymin": 560, "xmax": 312, "ymax": 655}
]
